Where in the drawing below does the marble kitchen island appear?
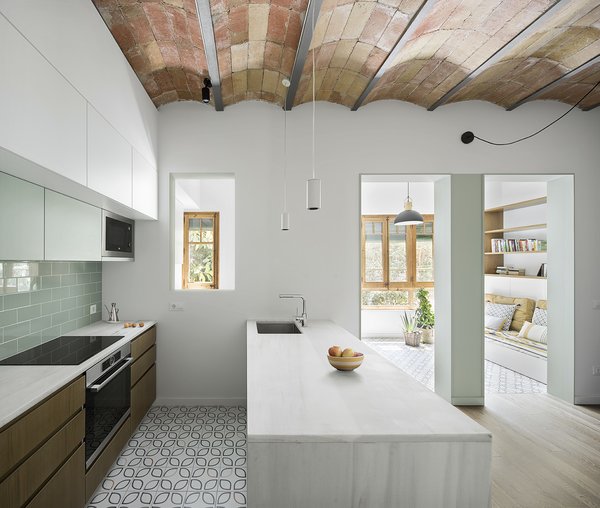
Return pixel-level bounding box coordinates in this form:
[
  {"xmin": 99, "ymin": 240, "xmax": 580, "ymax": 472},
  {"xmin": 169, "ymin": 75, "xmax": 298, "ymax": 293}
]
[{"xmin": 247, "ymin": 320, "xmax": 492, "ymax": 508}]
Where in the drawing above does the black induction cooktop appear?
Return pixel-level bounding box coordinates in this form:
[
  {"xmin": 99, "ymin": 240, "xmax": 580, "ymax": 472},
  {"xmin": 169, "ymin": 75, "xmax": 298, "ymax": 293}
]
[{"xmin": 0, "ymin": 335, "xmax": 125, "ymax": 366}]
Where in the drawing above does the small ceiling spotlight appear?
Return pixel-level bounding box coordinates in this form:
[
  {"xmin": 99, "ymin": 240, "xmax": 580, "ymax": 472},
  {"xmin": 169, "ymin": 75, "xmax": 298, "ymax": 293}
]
[
  {"xmin": 461, "ymin": 131, "xmax": 475, "ymax": 144},
  {"xmin": 282, "ymin": 78, "xmax": 291, "ymax": 88},
  {"xmin": 202, "ymin": 78, "xmax": 212, "ymax": 104}
]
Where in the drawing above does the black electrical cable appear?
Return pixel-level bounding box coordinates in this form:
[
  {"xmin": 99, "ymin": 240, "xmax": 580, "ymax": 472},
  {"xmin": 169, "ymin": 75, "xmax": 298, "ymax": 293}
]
[{"xmin": 462, "ymin": 79, "xmax": 600, "ymax": 146}]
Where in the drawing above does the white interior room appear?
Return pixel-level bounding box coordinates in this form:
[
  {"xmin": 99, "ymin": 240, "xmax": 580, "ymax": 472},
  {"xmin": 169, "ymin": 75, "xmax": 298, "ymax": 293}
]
[{"xmin": 0, "ymin": 2, "xmax": 599, "ymax": 507}]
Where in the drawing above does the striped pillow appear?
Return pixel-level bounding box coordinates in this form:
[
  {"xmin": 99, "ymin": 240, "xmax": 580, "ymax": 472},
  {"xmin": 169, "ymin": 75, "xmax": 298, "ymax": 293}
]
[
  {"xmin": 485, "ymin": 302, "xmax": 517, "ymax": 331},
  {"xmin": 518, "ymin": 321, "xmax": 548, "ymax": 344}
]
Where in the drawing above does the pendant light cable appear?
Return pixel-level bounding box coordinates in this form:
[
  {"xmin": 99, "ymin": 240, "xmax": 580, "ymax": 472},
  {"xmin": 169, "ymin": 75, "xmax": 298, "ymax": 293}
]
[
  {"xmin": 283, "ymin": 108, "xmax": 287, "ymax": 212},
  {"xmin": 311, "ymin": 0, "xmax": 316, "ymax": 180},
  {"xmin": 463, "ymin": 79, "xmax": 600, "ymax": 146}
]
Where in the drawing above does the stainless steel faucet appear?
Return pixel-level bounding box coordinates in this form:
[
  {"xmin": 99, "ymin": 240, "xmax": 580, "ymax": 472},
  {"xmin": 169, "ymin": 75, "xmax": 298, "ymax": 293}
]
[{"xmin": 279, "ymin": 294, "xmax": 307, "ymax": 327}]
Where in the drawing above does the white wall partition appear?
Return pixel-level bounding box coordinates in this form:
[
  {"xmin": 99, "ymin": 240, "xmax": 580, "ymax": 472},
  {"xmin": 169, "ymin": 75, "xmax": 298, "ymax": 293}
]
[
  {"xmin": 101, "ymin": 100, "xmax": 600, "ymax": 405},
  {"xmin": 434, "ymin": 175, "xmax": 484, "ymax": 404},
  {"xmin": 547, "ymin": 176, "xmax": 575, "ymax": 402}
]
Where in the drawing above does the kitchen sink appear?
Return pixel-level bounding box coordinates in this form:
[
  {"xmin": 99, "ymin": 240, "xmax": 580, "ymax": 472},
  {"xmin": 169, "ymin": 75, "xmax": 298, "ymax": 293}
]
[{"xmin": 256, "ymin": 322, "xmax": 302, "ymax": 334}]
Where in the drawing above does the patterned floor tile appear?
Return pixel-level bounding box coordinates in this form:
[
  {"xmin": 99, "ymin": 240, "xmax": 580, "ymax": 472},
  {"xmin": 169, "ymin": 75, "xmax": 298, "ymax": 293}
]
[
  {"xmin": 87, "ymin": 406, "xmax": 247, "ymax": 508},
  {"xmin": 364, "ymin": 337, "xmax": 547, "ymax": 394}
]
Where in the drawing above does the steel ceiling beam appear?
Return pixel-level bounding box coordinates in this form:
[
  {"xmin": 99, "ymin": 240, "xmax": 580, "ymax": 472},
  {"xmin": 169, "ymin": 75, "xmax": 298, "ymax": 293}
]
[
  {"xmin": 284, "ymin": 0, "xmax": 324, "ymax": 111},
  {"xmin": 428, "ymin": 0, "xmax": 569, "ymax": 111},
  {"xmin": 195, "ymin": 0, "xmax": 224, "ymax": 111},
  {"xmin": 507, "ymin": 56, "xmax": 600, "ymax": 110},
  {"xmin": 351, "ymin": 0, "xmax": 437, "ymax": 111}
]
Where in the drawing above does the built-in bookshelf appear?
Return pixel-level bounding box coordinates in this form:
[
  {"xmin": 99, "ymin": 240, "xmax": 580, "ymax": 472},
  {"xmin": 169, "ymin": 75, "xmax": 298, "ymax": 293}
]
[{"xmin": 484, "ymin": 197, "xmax": 547, "ymax": 279}]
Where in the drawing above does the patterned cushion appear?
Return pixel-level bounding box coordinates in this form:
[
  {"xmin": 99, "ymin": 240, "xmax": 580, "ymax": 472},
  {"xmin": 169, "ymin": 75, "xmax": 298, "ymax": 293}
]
[
  {"xmin": 485, "ymin": 302, "xmax": 517, "ymax": 331},
  {"xmin": 485, "ymin": 294, "xmax": 535, "ymax": 331},
  {"xmin": 532, "ymin": 307, "xmax": 548, "ymax": 327},
  {"xmin": 518, "ymin": 321, "xmax": 548, "ymax": 344}
]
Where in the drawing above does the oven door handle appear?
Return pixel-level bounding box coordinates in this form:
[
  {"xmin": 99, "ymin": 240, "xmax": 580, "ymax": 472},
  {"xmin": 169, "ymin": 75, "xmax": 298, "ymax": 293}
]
[{"xmin": 88, "ymin": 357, "xmax": 133, "ymax": 392}]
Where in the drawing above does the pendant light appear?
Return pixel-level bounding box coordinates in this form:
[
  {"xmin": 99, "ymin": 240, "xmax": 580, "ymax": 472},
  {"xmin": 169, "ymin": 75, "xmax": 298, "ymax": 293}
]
[
  {"xmin": 306, "ymin": 1, "xmax": 321, "ymax": 211},
  {"xmin": 281, "ymin": 81, "xmax": 290, "ymax": 230},
  {"xmin": 394, "ymin": 182, "xmax": 423, "ymax": 225}
]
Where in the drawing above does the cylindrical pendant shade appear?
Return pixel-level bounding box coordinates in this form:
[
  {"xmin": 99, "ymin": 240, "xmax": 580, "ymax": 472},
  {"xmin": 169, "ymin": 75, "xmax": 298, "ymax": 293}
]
[
  {"xmin": 306, "ymin": 178, "xmax": 321, "ymax": 210},
  {"xmin": 281, "ymin": 211, "xmax": 290, "ymax": 230},
  {"xmin": 393, "ymin": 209, "xmax": 424, "ymax": 225}
]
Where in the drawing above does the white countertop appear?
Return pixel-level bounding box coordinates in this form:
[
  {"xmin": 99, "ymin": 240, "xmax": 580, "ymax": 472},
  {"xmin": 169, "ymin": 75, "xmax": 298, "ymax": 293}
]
[
  {"xmin": 0, "ymin": 320, "xmax": 156, "ymax": 429},
  {"xmin": 247, "ymin": 320, "xmax": 491, "ymax": 443}
]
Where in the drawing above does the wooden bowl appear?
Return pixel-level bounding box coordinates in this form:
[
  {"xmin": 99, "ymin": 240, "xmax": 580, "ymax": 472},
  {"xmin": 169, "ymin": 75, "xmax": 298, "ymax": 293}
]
[{"xmin": 327, "ymin": 352, "xmax": 364, "ymax": 371}]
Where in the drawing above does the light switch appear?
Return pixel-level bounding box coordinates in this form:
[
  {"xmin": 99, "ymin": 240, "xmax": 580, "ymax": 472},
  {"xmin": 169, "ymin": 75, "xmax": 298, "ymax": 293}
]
[
  {"xmin": 169, "ymin": 302, "xmax": 184, "ymax": 311},
  {"xmin": 90, "ymin": 304, "xmax": 97, "ymax": 315}
]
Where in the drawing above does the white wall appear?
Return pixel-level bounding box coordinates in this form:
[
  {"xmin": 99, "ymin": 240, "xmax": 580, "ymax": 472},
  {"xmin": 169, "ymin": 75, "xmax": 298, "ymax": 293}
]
[
  {"xmin": 173, "ymin": 177, "xmax": 235, "ymax": 290},
  {"xmin": 102, "ymin": 100, "xmax": 600, "ymax": 404}
]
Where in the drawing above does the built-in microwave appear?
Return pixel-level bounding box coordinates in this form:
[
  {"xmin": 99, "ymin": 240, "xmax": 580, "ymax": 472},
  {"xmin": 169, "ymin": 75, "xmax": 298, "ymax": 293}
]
[{"xmin": 102, "ymin": 210, "xmax": 134, "ymax": 260}]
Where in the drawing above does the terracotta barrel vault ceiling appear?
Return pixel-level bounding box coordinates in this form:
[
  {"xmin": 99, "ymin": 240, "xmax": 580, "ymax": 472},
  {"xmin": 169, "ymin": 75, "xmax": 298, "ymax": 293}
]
[{"xmin": 93, "ymin": 0, "xmax": 600, "ymax": 111}]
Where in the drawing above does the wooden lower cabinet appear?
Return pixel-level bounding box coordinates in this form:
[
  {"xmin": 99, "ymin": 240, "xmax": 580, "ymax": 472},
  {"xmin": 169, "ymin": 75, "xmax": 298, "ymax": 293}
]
[
  {"xmin": 26, "ymin": 445, "xmax": 85, "ymax": 508},
  {"xmin": 131, "ymin": 364, "xmax": 156, "ymax": 430},
  {"xmin": 0, "ymin": 411, "xmax": 84, "ymax": 508}
]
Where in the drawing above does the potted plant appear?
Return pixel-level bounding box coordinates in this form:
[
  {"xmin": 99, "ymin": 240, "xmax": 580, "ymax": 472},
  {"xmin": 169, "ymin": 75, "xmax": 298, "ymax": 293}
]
[
  {"xmin": 416, "ymin": 288, "xmax": 435, "ymax": 344},
  {"xmin": 401, "ymin": 311, "xmax": 421, "ymax": 347}
]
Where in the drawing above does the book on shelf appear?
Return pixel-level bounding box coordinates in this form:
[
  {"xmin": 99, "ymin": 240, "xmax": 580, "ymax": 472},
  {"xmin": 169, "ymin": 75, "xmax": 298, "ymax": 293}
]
[
  {"xmin": 490, "ymin": 238, "xmax": 547, "ymax": 253},
  {"xmin": 495, "ymin": 266, "xmax": 525, "ymax": 276}
]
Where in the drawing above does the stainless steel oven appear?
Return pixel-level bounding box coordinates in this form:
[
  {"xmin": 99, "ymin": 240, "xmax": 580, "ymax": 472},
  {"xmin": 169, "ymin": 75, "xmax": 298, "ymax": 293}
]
[
  {"xmin": 85, "ymin": 343, "xmax": 132, "ymax": 469},
  {"xmin": 102, "ymin": 210, "xmax": 134, "ymax": 260}
]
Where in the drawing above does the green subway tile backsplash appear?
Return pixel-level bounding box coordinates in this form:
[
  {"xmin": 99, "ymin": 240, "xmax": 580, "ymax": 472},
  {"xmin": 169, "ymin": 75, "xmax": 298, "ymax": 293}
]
[{"xmin": 0, "ymin": 261, "xmax": 102, "ymax": 360}]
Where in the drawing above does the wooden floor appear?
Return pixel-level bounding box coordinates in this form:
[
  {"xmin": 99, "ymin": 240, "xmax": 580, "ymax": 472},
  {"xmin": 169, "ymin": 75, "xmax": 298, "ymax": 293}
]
[{"xmin": 460, "ymin": 395, "xmax": 600, "ymax": 508}]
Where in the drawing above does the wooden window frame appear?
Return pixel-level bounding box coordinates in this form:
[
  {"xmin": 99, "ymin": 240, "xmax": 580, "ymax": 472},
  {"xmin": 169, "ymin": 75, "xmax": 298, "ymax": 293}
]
[
  {"xmin": 361, "ymin": 214, "xmax": 434, "ymax": 309},
  {"xmin": 183, "ymin": 212, "xmax": 220, "ymax": 289}
]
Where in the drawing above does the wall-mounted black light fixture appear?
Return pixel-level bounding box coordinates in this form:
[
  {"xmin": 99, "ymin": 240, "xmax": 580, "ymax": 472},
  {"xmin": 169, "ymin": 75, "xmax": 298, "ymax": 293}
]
[
  {"xmin": 460, "ymin": 80, "xmax": 599, "ymax": 146},
  {"xmin": 202, "ymin": 78, "xmax": 212, "ymax": 104}
]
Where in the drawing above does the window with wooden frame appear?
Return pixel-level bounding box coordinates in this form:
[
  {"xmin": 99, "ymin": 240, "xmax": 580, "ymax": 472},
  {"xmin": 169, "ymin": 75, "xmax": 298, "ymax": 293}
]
[
  {"xmin": 361, "ymin": 215, "xmax": 434, "ymax": 309},
  {"xmin": 183, "ymin": 212, "xmax": 219, "ymax": 289}
]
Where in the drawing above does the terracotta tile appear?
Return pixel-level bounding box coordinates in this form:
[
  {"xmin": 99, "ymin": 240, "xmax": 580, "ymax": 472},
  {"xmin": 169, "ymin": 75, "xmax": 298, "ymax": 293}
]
[
  {"xmin": 310, "ymin": 9, "xmax": 332, "ymax": 49},
  {"xmin": 330, "ymin": 40, "xmax": 355, "ymax": 68},
  {"xmin": 315, "ymin": 42, "xmax": 336, "ymax": 69},
  {"xmin": 323, "ymin": 3, "xmax": 353, "ymax": 44},
  {"xmin": 378, "ymin": 11, "xmax": 409, "ymax": 52},
  {"xmin": 232, "ymin": 70, "xmax": 248, "ymax": 95},
  {"xmin": 264, "ymin": 41, "xmax": 283, "ymax": 70},
  {"xmin": 361, "ymin": 3, "xmax": 393, "ymax": 47},
  {"xmin": 342, "ymin": 2, "xmax": 375, "ymax": 40},
  {"xmin": 272, "ymin": 0, "xmax": 293, "ymax": 8},
  {"xmin": 248, "ymin": 40, "xmax": 266, "ymax": 69},
  {"xmin": 231, "ymin": 42, "xmax": 249, "ymax": 72},
  {"xmin": 249, "ymin": 3, "xmax": 270, "ymax": 41},
  {"xmin": 143, "ymin": 3, "xmax": 173, "ymax": 41},
  {"xmin": 267, "ymin": 5, "xmax": 289, "ymax": 45},
  {"xmin": 360, "ymin": 46, "xmax": 387, "ymax": 77},
  {"xmin": 281, "ymin": 46, "xmax": 296, "ymax": 75},
  {"xmin": 284, "ymin": 11, "xmax": 302, "ymax": 48},
  {"xmin": 346, "ymin": 41, "xmax": 372, "ymax": 73},
  {"xmin": 144, "ymin": 40, "xmax": 166, "ymax": 72},
  {"xmin": 229, "ymin": 5, "xmax": 249, "ymax": 45},
  {"xmin": 321, "ymin": 67, "xmax": 342, "ymax": 90},
  {"xmin": 263, "ymin": 69, "xmax": 280, "ymax": 93},
  {"xmin": 159, "ymin": 40, "xmax": 182, "ymax": 67},
  {"xmin": 248, "ymin": 69, "xmax": 264, "ymax": 92}
]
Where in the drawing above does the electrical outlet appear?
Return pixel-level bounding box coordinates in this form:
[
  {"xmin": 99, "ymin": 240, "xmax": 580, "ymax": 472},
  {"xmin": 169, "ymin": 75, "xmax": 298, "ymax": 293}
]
[
  {"xmin": 592, "ymin": 300, "xmax": 600, "ymax": 310},
  {"xmin": 169, "ymin": 302, "xmax": 184, "ymax": 311},
  {"xmin": 90, "ymin": 304, "xmax": 97, "ymax": 315},
  {"xmin": 593, "ymin": 366, "xmax": 600, "ymax": 376}
]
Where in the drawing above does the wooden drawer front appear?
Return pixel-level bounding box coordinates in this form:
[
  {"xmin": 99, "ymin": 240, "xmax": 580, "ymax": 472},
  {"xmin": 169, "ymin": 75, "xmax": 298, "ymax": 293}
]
[
  {"xmin": 131, "ymin": 344, "xmax": 156, "ymax": 387},
  {"xmin": 0, "ymin": 376, "xmax": 85, "ymax": 479},
  {"xmin": 131, "ymin": 364, "xmax": 156, "ymax": 430},
  {"xmin": 86, "ymin": 416, "xmax": 131, "ymax": 501},
  {"xmin": 131, "ymin": 326, "xmax": 156, "ymax": 360},
  {"xmin": 26, "ymin": 444, "xmax": 84, "ymax": 508},
  {"xmin": 0, "ymin": 410, "xmax": 84, "ymax": 508}
]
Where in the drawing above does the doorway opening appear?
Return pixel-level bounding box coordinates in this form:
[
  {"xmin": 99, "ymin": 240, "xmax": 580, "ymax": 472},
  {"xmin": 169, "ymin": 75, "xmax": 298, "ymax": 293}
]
[{"xmin": 360, "ymin": 175, "xmax": 436, "ymax": 390}]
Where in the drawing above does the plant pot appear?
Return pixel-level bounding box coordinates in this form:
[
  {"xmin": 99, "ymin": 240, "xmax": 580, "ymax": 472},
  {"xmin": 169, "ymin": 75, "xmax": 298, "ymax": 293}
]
[
  {"xmin": 420, "ymin": 328, "xmax": 434, "ymax": 344},
  {"xmin": 404, "ymin": 331, "xmax": 421, "ymax": 347}
]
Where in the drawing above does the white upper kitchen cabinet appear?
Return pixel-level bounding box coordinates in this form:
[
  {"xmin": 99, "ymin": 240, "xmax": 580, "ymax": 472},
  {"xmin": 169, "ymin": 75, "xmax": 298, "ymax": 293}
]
[
  {"xmin": 133, "ymin": 150, "xmax": 158, "ymax": 220},
  {"xmin": 44, "ymin": 190, "xmax": 101, "ymax": 261},
  {"xmin": 87, "ymin": 106, "xmax": 133, "ymax": 208},
  {"xmin": 0, "ymin": 15, "xmax": 87, "ymax": 185},
  {"xmin": 0, "ymin": 173, "xmax": 45, "ymax": 260}
]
